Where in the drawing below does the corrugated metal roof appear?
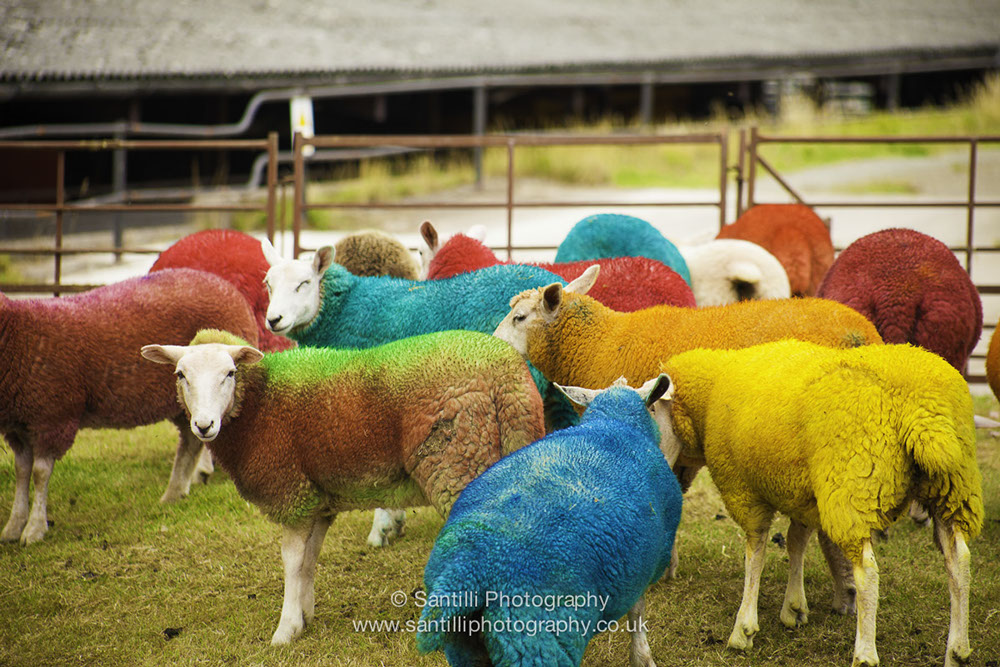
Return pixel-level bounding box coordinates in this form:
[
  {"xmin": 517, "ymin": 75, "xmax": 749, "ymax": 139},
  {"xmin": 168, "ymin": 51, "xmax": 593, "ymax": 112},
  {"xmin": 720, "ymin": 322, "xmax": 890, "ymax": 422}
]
[{"xmin": 2, "ymin": 0, "xmax": 999, "ymax": 82}]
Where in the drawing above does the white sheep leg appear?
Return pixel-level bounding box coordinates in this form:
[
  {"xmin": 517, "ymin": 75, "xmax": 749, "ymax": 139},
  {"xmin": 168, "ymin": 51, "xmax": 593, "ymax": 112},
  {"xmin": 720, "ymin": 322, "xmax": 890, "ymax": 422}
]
[
  {"xmin": 819, "ymin": 530, "xmax": 856, "ymax": 615},
  {"xmin": 1, "ymin": 442, "xmax": 32, "ymax": 542},
  {"xmin": 908, "ymin": 500, "xmax": 931, "ymax": 527},
  {"xmin": 667, "ymin": 542, "xmax": 678, "ymax": 579},
  {"xmin": 193, "ymin": 446, "xmax": 214, "ymax": 485},
  {"xmin": 852, "ymin": 540, "xmax": 879, "ymax": 667},
  {"xmin": 935, "ymin": 519, "xmax": 972, "ymax": 667},
  {"xmin": 300, "ymin": 514, "xmax": 333, "ymax": 625},
  {"xmin": 366, "ymin": 508, "xmax": 406, "ymax": 547},
  {"xmin": 628, "ymin": 594, "xmax": 657, "ymax": 667},
  {"xmin": 160, "ymin": 427, "xmax": 204, "ymax": 503},
  {"xmin": 729, "ymin": 531, "xmax": 766, "ymax": 651},
  {"xmin": 272, "ymin": 522, "xmax": 312, "ymax": 645},
  {"xmin": 780, "ymin": 519, "xmax": 813, "ymax": 628},
  {"xmin": 20, "ymin": 455, "xmax": 54, "ymax": 546}
]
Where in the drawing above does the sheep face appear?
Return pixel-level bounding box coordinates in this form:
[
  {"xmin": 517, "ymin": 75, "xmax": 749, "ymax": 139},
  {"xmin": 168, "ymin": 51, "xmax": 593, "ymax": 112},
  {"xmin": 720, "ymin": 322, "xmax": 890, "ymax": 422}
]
[
  {"xmin": 262, "ymin": 240, "xmax": 333, "ymax": 335},
  {"xmin": 141, "ymin": 343, "xmax": 263, "ymax": 442},
  {"xmin": 493, "ymin": 264, "xmax": 600, "ymax": 356}
]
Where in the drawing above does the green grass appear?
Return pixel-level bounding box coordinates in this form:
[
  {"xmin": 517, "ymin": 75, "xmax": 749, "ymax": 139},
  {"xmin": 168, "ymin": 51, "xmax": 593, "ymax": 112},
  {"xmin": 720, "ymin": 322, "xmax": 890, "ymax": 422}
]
[{"xmin": 2, "ymin": 399, "xmax": 999, "ymax": 666}]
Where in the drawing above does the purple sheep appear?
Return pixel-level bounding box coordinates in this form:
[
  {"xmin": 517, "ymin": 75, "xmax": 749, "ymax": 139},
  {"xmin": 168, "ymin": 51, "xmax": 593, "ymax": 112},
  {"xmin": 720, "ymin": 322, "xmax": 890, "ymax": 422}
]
[
  {"xmin": 817, "ymin": 227, "xmax": 982, "ymax": 371},
  {"xmin": 0, "ymin": 269, "xmax": 259, "ymax": 545}
]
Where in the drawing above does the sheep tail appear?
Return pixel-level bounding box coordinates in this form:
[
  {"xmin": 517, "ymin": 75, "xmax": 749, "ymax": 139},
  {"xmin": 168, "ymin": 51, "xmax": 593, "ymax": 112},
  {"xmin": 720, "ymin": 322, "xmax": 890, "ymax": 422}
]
[{"xmin": 904, "ymin": 413, "xmax": 984, "ymax": 541}]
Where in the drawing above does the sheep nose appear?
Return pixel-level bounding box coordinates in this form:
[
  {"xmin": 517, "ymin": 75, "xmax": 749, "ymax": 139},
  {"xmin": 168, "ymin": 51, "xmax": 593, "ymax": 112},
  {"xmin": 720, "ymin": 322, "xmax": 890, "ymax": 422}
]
[
  {"xmin": 267, "ymin": 316, "xmax": 282, "ymax": 330},
  {"xmin": 194, "ymin": 420, "xmax": 214, "ymax": 437}
]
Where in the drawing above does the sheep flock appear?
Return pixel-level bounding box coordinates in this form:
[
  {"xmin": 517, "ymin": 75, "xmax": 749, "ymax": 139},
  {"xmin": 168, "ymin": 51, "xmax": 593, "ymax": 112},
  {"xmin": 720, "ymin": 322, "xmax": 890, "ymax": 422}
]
[{"xmin": 1, "ymin": 207, "xmax": 996, "ymax": 667}]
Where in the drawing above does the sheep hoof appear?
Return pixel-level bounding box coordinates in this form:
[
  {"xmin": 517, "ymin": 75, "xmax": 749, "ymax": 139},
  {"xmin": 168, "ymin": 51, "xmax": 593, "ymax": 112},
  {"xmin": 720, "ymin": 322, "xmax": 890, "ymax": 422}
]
[
  {"xmin": 851, "ymin": 653, "xmax": 878, "ymax": 666},
  {"xmin": 1, "ymin": 521, "xmax": 25, "ymax": 543},
  {"xmin": 727, "ymin": 624, "xmax": 756, "ymax": 651},
  {"xmin": 832, "ymin": 588, "xmax": 857, "ymax": 616},
  {"xmin": 270, "ymin": 620, "xmax": 304, "ymax": 646},
  {"xmin": 780, "ymin": 603, "xmax": 808, "ymax": 628},
  {"xmin": 19, "ymin": 521, "xmax": 47, "ymax": 546},
  {"xmin": 945, "ymin": 645, "xmax": 972, "ymax": 667}
]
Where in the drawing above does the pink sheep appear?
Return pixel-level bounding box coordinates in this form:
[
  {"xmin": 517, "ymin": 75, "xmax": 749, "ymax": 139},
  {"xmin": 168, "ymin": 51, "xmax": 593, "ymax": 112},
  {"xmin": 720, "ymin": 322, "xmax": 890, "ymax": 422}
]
[
  {"xmin": 0, "ymin": 269, "xmax": 259, "ymax": 545},
  {"xmin": 717, "ymin": 204, "xmax": 834, "ymax": 297},
  {"xmin": 421, "ymin": 222, "xmax": 696, "ymax": 310},
  {"xmin": 150, "ymin": 229, "xmax": 294, "ymax": 352},
  {"xmin": 817, "ymin": 228, "xmax": 982, "ymax": 372}
]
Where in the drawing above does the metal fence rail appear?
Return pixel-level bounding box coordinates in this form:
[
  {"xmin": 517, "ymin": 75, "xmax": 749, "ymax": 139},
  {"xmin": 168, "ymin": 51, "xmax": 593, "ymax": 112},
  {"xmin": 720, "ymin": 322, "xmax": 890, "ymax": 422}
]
[
  {"xmin": 290, "ymin": 131, "xmax": 730, "ymax": 258},
  {"xmin": 0, "ymin": 134, "xmax": 279, "ymax": 294}
]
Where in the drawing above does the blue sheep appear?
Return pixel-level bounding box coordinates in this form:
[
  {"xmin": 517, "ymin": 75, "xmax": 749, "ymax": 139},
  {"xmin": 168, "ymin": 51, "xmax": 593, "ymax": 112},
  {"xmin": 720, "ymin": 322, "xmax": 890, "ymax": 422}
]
[
  {"xmin": 554, "ymin": 213, "xmax": 691, "ymax": 285},
  {"xmin": 416, "ymin": 375, "xmax": 682, "ymax": 667}
]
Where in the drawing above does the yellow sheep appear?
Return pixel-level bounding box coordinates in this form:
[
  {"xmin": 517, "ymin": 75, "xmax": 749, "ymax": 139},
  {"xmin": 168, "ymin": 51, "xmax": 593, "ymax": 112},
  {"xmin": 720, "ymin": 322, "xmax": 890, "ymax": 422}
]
[
  {"xmin": 493, "ymin": 265, "xmax": 882, "ymax": 394},
  {"xmin": 658, "ymin": 340, "xmax": 983, "ymax": 667}
]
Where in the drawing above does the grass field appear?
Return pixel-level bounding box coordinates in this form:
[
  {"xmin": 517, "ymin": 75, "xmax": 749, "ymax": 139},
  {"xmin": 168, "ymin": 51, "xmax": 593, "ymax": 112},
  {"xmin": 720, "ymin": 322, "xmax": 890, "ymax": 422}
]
[{"xmin": 2, "ymin": 398, "xmax": 999, "ymax": 667}]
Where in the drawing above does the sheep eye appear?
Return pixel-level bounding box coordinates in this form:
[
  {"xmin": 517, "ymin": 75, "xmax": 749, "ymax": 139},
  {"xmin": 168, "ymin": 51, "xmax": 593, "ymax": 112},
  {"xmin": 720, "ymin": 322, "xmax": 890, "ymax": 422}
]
[
  {"xmin": 226, "ymin": 370, "xmax": 235, "ymax": 379},
  {"xmin": 175, "ymin": 371, "xmax": 185, "ymax": 381},
  {"xmin": 513, "ymin": 314, "xmax": 526, "ymax": 323},
  {"xmin": 295, "ymin": 280, "xmax": 310, "ymax": 292}
]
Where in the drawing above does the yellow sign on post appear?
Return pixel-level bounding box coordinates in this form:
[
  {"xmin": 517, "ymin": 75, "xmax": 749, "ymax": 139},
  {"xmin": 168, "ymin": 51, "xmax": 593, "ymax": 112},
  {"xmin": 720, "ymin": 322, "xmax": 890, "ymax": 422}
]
[{"xmin": 290, "ymin": 96, "xmax": 315, "ymax": 157}]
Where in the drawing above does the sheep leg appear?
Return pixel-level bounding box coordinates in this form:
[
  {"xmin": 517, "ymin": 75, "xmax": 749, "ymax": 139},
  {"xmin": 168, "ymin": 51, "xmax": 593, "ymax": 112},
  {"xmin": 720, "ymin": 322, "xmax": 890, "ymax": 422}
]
[
  {"xmin": 628, "ymin": 594, "xmax": 657, "ymax": 667},
  {"xmin": 1, "ymin": 438, "xmax": 32, "ymax": 542},
  {"xmin": 935, "ymin": 519, "xmax": 972, "ymax": 667},
  {"xmin": 160, "ymin": 423, "xmax": 204, "ymax": 503},
  {"xmin": 300, "ymin": 513, "xmax": 333, "ymax": 626},
  {"xmin": 728, "ymin": 530, "xmax": 767, "ymax": 650},
  {"xmin": 780, "ymin": 519, "xmax": 813, "ymax": 628},
  {"xmin": 818, "ymin": 530, "xmax": 856, "ymax": 615},
  {"xmin": 20, "ymin": 454, "xmax": 55, "ymax": 546},
  {"xmin": 851, "ymin": 540, "xmax": 879, "ymax": 667},
  {"xmin": 366, "ymin": 508, "xmax": 407, "ymax": 548},
  {"xmin": 193, "ymin": 446, "xmax": 214, "ymax": 485},
  {"xmin": 272, "ymin": 522, "xmax": 313, "ymax": 645},
  {"xmin": 908, "ymin": 500, "xmax": 931, "ymax": 527}
]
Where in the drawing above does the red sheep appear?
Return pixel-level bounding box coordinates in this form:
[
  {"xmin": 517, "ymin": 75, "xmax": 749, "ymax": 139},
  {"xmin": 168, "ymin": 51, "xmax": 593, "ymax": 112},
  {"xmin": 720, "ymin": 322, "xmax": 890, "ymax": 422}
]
[
  {"xmin": 150, "ymin": 229, "xmax": 294, "ymax": 352},
  {"xmin": 817, "ymin": 227, "xmax": 982, "ymax": 372},
  {"xmin": 717, "ymin": 204, "xmax": 834, "ymax": 297},
  {"xmin": 421, "ymin": 222, "xmax": 695, "ymax": 311},
  {"xmin": 987, "ymin": 321, "xmax": 1000, "ymax": 403}
]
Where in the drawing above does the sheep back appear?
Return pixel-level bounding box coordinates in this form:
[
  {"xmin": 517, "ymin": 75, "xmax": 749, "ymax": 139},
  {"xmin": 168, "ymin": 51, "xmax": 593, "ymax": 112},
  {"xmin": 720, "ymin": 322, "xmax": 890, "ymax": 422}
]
[
  {"xmin": 662, "ymin": 341, "xmax": 983, "ymax": 561},
  {"xmin": 151, "ymin": 229, "xmax": 293, "ymax": 352},
  {"xmin": 553, "ymin": 213, "xmax": 691, "ymax": 284},
  {"xmin": 524, "ymin": 293, "xmax": 882, "ymax": 390},
  {"xmin": 333, "ymin": 230, "xmax": 420, "ymax": 280},
  {"xmin": 428, "ymin": 234, "xmax": 695, "ymax": 310},
  {"xmin": 987, "ymin": 321, "xmax": 1000, "ymax": 402},
  {"xmin": 190, "ymin": 329, "xmax": 545, "ymax": 522},
  {"xmin": 816, "ymin": 227, "xmax": 982, "ymax": 371},
  {"xmin": 0, "ymin": 269, "xmax": 258, "ymax": 460},
  {"xmin": 717, "ymin": 204, "xmax": 833, "ymax": 296},
  {"xmin": 417, "ymin": 385, "xmax": 681, "ymax": 664}
]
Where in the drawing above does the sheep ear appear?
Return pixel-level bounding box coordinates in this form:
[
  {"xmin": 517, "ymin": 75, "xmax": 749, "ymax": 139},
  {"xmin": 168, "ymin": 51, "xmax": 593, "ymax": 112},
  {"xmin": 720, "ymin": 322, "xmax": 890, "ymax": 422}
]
[
  {"xmin": 566, "ymin": 264, "xmax": 599, "ymax": 295},
  {"xmin": 420, "ymin": 221, "xmax": 438, "ymax": 252},
  {"xmin": 230, "ymin": 346, "xmax": 264, "ymax": 366},
  {"xmin": 638, "ymin": 373, "xmax": 673, "ymax": 407},
  {"xmin": 313, "ymin": 246, "xmax": 335, "ymax": 275},
  {"xmin": 141, "ymin": 344, "xmax": 186, "ymax": 366},
  {"xmin": 541, "ymin": 283, "xmax": 563, "ymax": 315},
  {"xmin": 554, "ymin": 382, "xmax": 601, "ymax": 407},
  {"xmin": 467, "ymin": 224, "xmax": 487, "ymax": 242},
  {"xmin": 260, "ymin": 238, "xmax": 283, "ymax": 267}
]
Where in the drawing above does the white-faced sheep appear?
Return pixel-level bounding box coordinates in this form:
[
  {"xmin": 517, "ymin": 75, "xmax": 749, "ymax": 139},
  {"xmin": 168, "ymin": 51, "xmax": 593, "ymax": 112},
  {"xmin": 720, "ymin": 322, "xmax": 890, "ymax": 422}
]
[
  {"xmin": 141, "ymin": 328, "xmax": 545, "ymax": 645},
  {"xmin": 417, "ymin": 375, "xmax": 681, "ymax": 667},
  {"xmin": 0, "ymin": 269, "xmax": 259, "ymax": 545},
  {"xmin": 658, "ymin": 340, "xmax": 983, "ymax": 667}
]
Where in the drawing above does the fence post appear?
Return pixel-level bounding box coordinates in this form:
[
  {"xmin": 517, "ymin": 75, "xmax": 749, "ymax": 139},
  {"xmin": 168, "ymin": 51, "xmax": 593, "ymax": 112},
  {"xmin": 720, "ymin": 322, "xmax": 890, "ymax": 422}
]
[
  {"xmin": 746, "ymin": 126, "xmax": 758, "ymax": 210},
  {"xmin": 735, "ymin": 128, "xmax": 747, "ymax": 220},
  {"xmin": 292, "ymin": 132, "xmax": 305, "ymax": 258},
  {"xmin": 966, "ymin": 138, "xmax": 978, "ymax": 277},
  {"xmin": 474, "ymin": 84, "xmax": 487, "ymax": 189},
  {"xmin": 265, "ymin": 132, "xmax": 278, "ymax": 244},
  {"xmin": 506, "ymin": 137, "xmax": 515, "ymax": 260},
  {"xmin": 54, "ymin": 150, "xmax": 65, "ymax": 297},
  {"xmin": 718, "ymin": 127, "xmax": 728, "ymax": 230}
]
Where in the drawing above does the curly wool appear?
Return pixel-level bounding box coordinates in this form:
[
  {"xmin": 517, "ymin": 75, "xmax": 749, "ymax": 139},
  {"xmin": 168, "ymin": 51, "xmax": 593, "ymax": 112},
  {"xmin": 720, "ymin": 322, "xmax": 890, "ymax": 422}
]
[
  {"xmin": 151, "ymin": 229, "xmax": 294, "ymax": 352},
  {"xmin": 427, "ymin": 233, "xmax": 695, "ymax": 310},
  {"xmin": 553, "ymin": 213, "xmax": 691, "ymax": 285},
  {"xmin": 333, "ymin": 230, "xmax": 420, "ymax": 280},
  {"xmin": 816, "ymin": 227, "xmax": 982, "ymax": 371},
  {"xmin": 717, "ymin": 204, "xmax": 834, "ymax": 296},
  {"xmin": 417, "ymin": 384, "xmax": 681, "ymax": 667},
  {"xmin": 186, "ymin": 329, "xmax": 545, "ymax": 523},
  {"xmin": 661, "ymin": 340, "xmax": 984, "ymax": 562}
]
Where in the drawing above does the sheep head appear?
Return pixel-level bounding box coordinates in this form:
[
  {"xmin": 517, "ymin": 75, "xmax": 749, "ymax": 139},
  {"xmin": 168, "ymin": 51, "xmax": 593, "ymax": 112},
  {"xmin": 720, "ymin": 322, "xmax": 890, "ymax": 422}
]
[
  {"xmin": 261, "ymin": 239, "xmax": 334, "ymax": 335},
  {"xmin": 141, "ymin": 342, "xmax": 263, "ymax": 442},
  {"xmin": 493, "ymin": 264, "xmax": 599, "ymax": 356}
]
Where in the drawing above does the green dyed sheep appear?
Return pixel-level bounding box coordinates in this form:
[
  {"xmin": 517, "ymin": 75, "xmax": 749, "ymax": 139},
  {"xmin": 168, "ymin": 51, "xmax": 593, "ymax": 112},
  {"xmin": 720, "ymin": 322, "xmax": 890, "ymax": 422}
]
[
  {"xmin": 658, "ymin": 340, "xmax": 983, "ymax": 667},
  {"xmin": 141, "ymin": 328, "xmax": 545, "ymax": 645}
]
